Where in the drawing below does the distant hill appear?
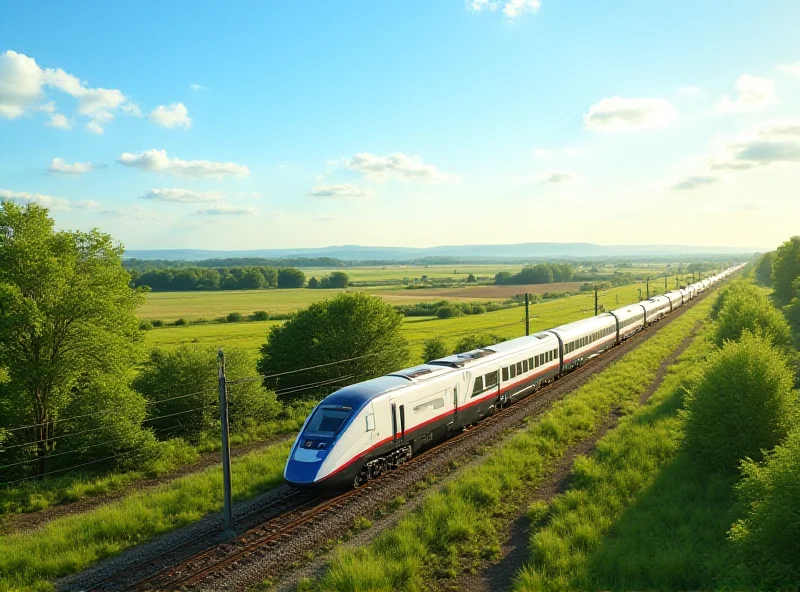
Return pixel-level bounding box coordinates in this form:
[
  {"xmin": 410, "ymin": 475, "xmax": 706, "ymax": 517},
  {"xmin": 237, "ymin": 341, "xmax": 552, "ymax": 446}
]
[{"xmin": 124, "ymin": 242, "xmax": 759, "ymax": 262}]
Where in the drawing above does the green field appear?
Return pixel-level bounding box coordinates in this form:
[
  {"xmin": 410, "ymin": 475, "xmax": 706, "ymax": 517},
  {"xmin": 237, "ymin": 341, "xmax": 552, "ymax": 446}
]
[{"xmin": 143, "ymin": 277, "xmax": 680, "ymax": 363}]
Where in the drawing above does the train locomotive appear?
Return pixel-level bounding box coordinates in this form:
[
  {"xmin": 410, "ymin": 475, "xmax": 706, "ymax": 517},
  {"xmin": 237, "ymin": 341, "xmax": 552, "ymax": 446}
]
[{"xmin": 284, "ymin": 266, "xmax": 741, "ymax": 489}]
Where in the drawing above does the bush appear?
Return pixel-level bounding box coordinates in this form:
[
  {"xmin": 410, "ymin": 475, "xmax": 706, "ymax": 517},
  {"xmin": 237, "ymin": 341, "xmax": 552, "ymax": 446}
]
[
  {"xmin": 453, "ymin": 333, "xmax": 502, "ymax": 354},
  {"xmin": 133, "ymin": 345, "xmax": 279, "ymax": 439},
  {"xmin": 226, "ymin": 312, "xmax": 243, "ymax": 323},
  {"xmin": 173, "ymin": 318, "xmax": 188, "ymax": 326},
  {"xmin": 772, "ymin": 236, "xmax": 800, "ymax": 305},
  {"xmin": 710, "ymin": 279, "xmax": 762, "ymax": 320},
  {"xmin": 422, "ymin": 337, "xmax": 449, "ymax": 362},
  {"xmin": 714, "ymin": 284, "xmax": 791, "ymax": 348},
  {"xmin": 253, "ymin": 310, "xmax": 269, "ymax": 321},
  {"xmin": 730, "ymin": 425, "xmax": 800, "ymax": 584},
  {"xmin": 151, "ymin": 319, "xmax": 164, "ymax": 327},
  {"xmin": 683, "ymin": 332, "xmax": 795, "ymax": 473},
  {"xmin": 435, "ymin": 305, "xmax": 463, "ymax": 319},
  {"xmin": 257, "ymin": 293, "xmax": 408, "ymax": 403},
  {"xmin": 139, "ymin": 320, "xmax": 153, "ymax": 331},
  {"xmin": 471, "ymin": 304, "xmax": 487, "ymax": 315}
]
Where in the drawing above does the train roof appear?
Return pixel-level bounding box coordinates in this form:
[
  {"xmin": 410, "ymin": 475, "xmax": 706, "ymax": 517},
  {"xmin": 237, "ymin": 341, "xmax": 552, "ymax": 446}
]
[
  {"xmin": 317, "ymin": 375, "xmax": 411, "ymax": 409},
  {"xmin": 549, "ymin": 313, "xmax": 616, "ymax": 339}
]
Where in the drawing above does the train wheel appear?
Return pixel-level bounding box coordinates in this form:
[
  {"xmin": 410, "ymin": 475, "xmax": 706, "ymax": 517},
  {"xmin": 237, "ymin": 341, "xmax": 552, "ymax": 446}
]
[{"xmin": 353, "ymin": 468, "xmax": 368, "ymax": 488}]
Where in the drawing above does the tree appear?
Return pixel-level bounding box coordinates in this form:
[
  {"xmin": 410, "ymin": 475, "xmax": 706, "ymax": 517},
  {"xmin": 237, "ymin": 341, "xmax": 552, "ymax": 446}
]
[
  {"xmin": 328, "ymin": 271, "xmax": 349, "ymax": 288},
  {"xmin": 422, "ymin": 337, "xmax": 448, "ymax": 362},
  {"xmin": 0, "ymin": 202, "xmax": 148, "ymax": 476},
  {"xmin": 714, "ymin": 285, "xmax": 791, "ymax": 349},
  {"xmin": 730, "ymin": 425, "xmax": 800, "ymax": 584},
  {"xmin": 308, "ymin": 276, "xmax": 320, "ymax": 289},
  {"xmin": 495, "ymin": 271, "xmax": 512, "ymax": 285},
  {"xmin": 227, "ymin": 312, "xmax": 243, "ymax": 323},
  {"xmin": 239, "ymin": 268, "xmax": 266, "ymax": 290},
  {"xmin": 466, "ymin": 273, "xmax": 477, "ymax": 283},
  {"xmin": 253, "ymin": 310, "xmax": 269, "ymax": 321},
  {"xmin": 755, "ymin": 252, "xmax": 775, "ymax": 286},
  {"xmin": 453, "ymin": 333, "xmax": 502, "ymax": 353},
  {"xmin": 277, "ymin": 267, "xmax": 306, "ymax": 288},
  {"xmin": 772, "ymin": 236, "xmax": 800, "ymax": 304},
  {"xmin": 710, "ymin": 279, "xmax": 763, "ymax": 320},
  {"xmin": 133, "ymin": 345, "xmax": 279, "ymax": 438},
  {"xmin": 257, "ymin": 293, "xmax": 408, "ymax": 402},
  {"xmin": 436, "ymin": 305, "xmax": 463, "ymax": 319},
  {"xmin": 683, "ymin": 333, "xmax": 795, "ymax": 473}
]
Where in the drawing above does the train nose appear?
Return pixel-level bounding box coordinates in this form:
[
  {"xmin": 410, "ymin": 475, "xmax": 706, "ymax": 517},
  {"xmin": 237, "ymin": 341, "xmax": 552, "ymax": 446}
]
[{"xmin": 284, "ymin": 444, "xmax": 330, "ymax": 486}]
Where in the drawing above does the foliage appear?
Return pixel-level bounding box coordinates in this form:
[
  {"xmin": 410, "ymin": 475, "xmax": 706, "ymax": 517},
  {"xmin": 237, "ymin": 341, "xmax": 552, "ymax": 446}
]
[
  {"xmin": 466, "ymin": 273, "xmax": 477, "ymax": 283},
  {"xmin": 495, "ymin": 263, "xmax": 574, "ymax": 285},
  {"xmin": 327, "ymin": 271, "xmax": 349, "ymax": 288},
  {"xmin": 226, "ymin": 311, "xmax": 243, "ymax": 323},
  {"xmin": 453, "ymin": 332, "xmax": 502, "ymax": 353},
  {"xmin": 435, "ymin": 304, "xmax": 463, "ymax": 319},
  {"xmin": 683, "ymin": 332, "xmax": 795, "ymax": 473},
  {"xmin": 730, "ymin": 425, "xmax": 800, "ymax": 584},
  {"xmin": 133, "ymin": 345, "xmax": 279, "ymax": 439},
  {"xmin": 277, "ymin": 267, "xmax": 306, "ymax": 288},
  {"xmin": 421, "ymin": 337, "xmax": 448, "ymax": 362},
  {"xmin": 713, "ymin": 283, "xmax": 791, "ymax": 348},
  {"xmin": 709, "ymin": 279, "xmax": 762, "ymax": 320},
  {"xmin": 252, "ymin": 310, "xmax": 269, "ymax": 321},
  {"xmin": 257, "ymin": 293, "xmax": 408, "ymax": 402},
  {"xmin": 139, "ymin": 320, "xmax": 153, "ymax": 331},
  {"xmin": 132, "ymin": 265, "xmax": 282, "ymax": 291},
  {"xmin": 0, "ymin": 202, "xmax": 150, "ymax": 479},
  {"xmin": 772, "ymin": 236, "xmax": 800, "ymax": 304},
  {"xmin": 754, "ymin": 251, "xmax": 774, "ymax": 286},
  {"xmin": 307, "ymin": 276, "xmax": 319, "ymax": 289}
]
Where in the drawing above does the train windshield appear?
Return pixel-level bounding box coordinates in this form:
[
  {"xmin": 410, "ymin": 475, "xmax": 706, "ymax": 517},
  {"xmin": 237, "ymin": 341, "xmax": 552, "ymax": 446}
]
[{"xmin": 305, "ymin": 406, "xmax": 352, "ymax": 437}]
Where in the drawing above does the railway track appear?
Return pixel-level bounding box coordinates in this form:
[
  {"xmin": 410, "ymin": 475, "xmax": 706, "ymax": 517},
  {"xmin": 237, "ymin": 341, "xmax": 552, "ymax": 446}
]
[{"xmin": 82, "ymin": 282, "xmax": 725, "ymax": 592}]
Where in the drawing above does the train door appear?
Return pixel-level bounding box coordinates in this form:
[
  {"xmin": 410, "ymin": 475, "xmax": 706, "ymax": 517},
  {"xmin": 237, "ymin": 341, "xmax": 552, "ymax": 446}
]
[{"xmin": 391, "ymin": 400, "xmax": 398, "ymax": 443}]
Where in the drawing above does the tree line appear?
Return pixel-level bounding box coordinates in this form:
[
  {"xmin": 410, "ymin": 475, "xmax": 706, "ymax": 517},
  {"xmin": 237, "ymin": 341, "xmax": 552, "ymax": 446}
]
[
  {"xmin": 129, "ymin": 266, "xmax": 309, "ymax": 291},
  {"xmin": 495, "ymin": 263, "xmax": 575, "ymax": 285}
]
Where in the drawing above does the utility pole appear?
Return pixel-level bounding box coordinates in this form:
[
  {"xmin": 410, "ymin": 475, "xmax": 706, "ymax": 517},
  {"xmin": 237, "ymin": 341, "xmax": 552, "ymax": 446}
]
[
  {"xmin": 638, "ymin": 288, "xmax": 642, "ymax": 301},
  {"xmin": 646, "ymin": 277, "xmax": 650, "ymax": 299},
  {"xmin": 594, "ymin": 285, "xmax": 598, "ymax": 316},
  {"xmin": 664, "ymin": 274, "xmax": 668, "ymax": 292},
  {"xmin": 524, "ymin": 293, "xmax": 530, "ymax": 336},
  {"xmin": 218, "ymin": 349, "xmax": 234, "ymax": 535}
]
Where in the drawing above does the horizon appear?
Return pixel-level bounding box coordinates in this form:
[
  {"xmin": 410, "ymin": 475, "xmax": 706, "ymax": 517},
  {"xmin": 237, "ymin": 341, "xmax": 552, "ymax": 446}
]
[{"xmin": 2, "ymin": 1, "xmax": 799, "ymax": 250}]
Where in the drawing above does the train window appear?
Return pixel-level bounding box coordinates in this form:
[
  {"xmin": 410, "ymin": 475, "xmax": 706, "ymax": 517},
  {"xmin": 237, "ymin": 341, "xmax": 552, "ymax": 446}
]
[
  {"xmin": 516, "ymin": 362, "xmax": 523, "ymax": 374},
  {"xmin": 523, "ymin": 359, "xmax": 528, "ymax": 373},
  {"xmin": 510, "ymin": 365, "xmax": 517, "ymax": 379},
  {"xmin": 528, "ymin": 357, "xmax": 534, "ymax": 369},
  {"xmin": 485, "ymin": 371, "xmax": 498, "ymax": 387},
  {"xmin": 534, "ymin": 355, "xmax": 539, "ymax": 367},
  {"xmin": 306, "ymin": 406, "xmax": 352, "ymax": 436},
  {"xmin": 471, "ymin": 376, "xmax": 484, "ymax": 397},
  {"xmin": 502, "ymin": 367, "xmax": 509, "ymax": 381},
  {"xmin": 413, "ymin": 397, "xmax": 445, "ymax": 413}
]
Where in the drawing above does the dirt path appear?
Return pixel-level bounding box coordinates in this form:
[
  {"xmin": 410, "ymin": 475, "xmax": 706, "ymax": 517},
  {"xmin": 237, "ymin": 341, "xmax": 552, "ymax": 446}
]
[
  {"xmin": 448, "ymin": 320, "xmax": 704, "ymax": 592},
  {"xmin": 1, "ymin": 434, "xmax": 294, "ymax": 535}
]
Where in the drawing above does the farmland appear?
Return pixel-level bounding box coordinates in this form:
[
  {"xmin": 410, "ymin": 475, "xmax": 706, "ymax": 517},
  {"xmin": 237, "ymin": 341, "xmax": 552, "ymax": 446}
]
[{"xmin": 142, "ymin": 276, "xmax": 681, "ymax": 361}]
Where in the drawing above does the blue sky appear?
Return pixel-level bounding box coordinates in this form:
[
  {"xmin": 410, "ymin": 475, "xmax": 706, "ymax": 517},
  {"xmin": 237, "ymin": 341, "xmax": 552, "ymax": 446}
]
[{"xmin": 1, "ymin": 1, "xmax": 799, "ymax": 251}]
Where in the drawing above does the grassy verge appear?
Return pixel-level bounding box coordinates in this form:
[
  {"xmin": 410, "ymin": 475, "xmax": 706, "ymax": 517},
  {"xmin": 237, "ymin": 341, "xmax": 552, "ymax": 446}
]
[
  {"xmin": 0, "ymin": 401, "xmax": 314, "ymax": 518},
  {"xmin": 0, "ymin": 437, "xmax": 294, "ymax": 591},
  {"xmin": 514, "ymin": 312, "xmax": 720, "ymax": 590},
  {"xmin": 303, "ymin": 294, "xmax": 714, "ymax": 591}
]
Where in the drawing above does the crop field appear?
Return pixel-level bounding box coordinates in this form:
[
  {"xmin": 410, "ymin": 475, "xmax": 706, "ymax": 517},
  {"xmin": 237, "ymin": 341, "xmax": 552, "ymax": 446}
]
[
  {"xmin": 297, "ymin": 264, "xmax": 524, "ymax": 283},
  {"xmin": 143, "ymin": 277, "xmax": 681, "ymax": 362},
  {"xmin": 403, "ymin": 281, "xmax": 583, "ymax": 298}
]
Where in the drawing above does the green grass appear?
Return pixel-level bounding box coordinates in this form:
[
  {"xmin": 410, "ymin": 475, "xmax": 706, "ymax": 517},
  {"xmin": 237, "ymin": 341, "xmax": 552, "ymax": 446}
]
[
  {"xmin": 307, "ymin": 290, "xmax": 714, "ymax": 592},
  {"xmin": 143, "ymin": 277, "xmax": 681, "ymax": 362},
  {"xmin": 0, "ymin": 439, "xmax": 294, "ymax": 592},
  {"xmin": 514, "ymin": 311, "xmax": 724, "ymax": 591}
]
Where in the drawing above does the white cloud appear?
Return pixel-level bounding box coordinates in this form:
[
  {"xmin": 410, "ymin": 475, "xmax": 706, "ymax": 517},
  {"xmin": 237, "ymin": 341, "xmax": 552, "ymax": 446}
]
[
  {"xmin": 532, "ymin": 146, "xmax": 580, "ymax": 159},
  {"xmin": 712, "ymin": 74, "xmax": 778, "ymax": 115},
  {"xmin": 0, "ymin": 189, "xmax": 71, "ymax": 210},
  {"xmin": 37, "ymin": 101, "xmax": 56, "ymax": 113},
  {"xmin": 708, "ymin": 119, "xmax": 800, "ymax": 171},
  {"xmin": 149, "ymin": 102, "xmax": 191, "ymax": 128},
  {"xmin": 74, "ymin": 199, "xmax": 103, "ymax": 210},
  {"xmin": 117, "ymin": 149, "xmax": 250, "ymax": 179},
  {"xmin": 48, "ymin": 113, "xmax": 71, "ymax": 129},
  {"xmin": 467, "ymin": 0, "xmax": 540, "ymax": 18},
  {"xmin": 49, "ymin": 158, "xmax": 95, "ymax": 175},
  {"xmin": 140, "ymin": 188, "xmax": 224, "ymax": 203},
  {"xmin": 671, "ymin": 175, "xmax": 721, "ymax": 191},
  {"xmin": 540, "ymin": 170, "xmax": 580, "ymax": 184},
  {"xmin": 584, "ymin": 97, "xmax": 678, "ymax": 132},
  {"xmin": 678, "ymin": 86, "xmax": 702, "ymax": 96},
  {"xmin": 101, "ymin": 205, "xmax": 165, "ymax": 220},
  {"xmin": 190, "ymin": 83, "xmax": 205, "ymax": 91},
  {"xmin": 196, "ymin": 203, "xmax": 257, "ymax": 216},
  {"xmin": 776, "ymin": 62, "xmax": 800, "ymax": 77},
  {"xmin": 344, "ymin": 152, "xmax": 459, "ymax": 183},
  {"xmin": 0, "ymin": 49, "xmax": 139, "ymax": 131},
  {"xmin": 308, "ymin": 183, "xmax": 373, "ymax": 199},
  {"xmin": 531, "ymin": 148, "xmax": 553, "ymax": 159},
  {"xmin": 86, "ymin": 121, "xmax": 104, "ymax": 135}
]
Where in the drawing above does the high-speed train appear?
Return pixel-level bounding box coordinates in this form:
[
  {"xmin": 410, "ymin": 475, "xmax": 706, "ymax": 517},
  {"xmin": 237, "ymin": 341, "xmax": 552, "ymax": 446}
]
[{"xmin": 284, "ymin": 265, "xmax": 743, "ymax": 489}]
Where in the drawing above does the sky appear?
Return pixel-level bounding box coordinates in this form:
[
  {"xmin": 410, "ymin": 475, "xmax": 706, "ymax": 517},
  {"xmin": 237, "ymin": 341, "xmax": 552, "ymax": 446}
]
[{"xmin": 1, "ymin": 1, "xmax": 799, "ymax": 252}]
